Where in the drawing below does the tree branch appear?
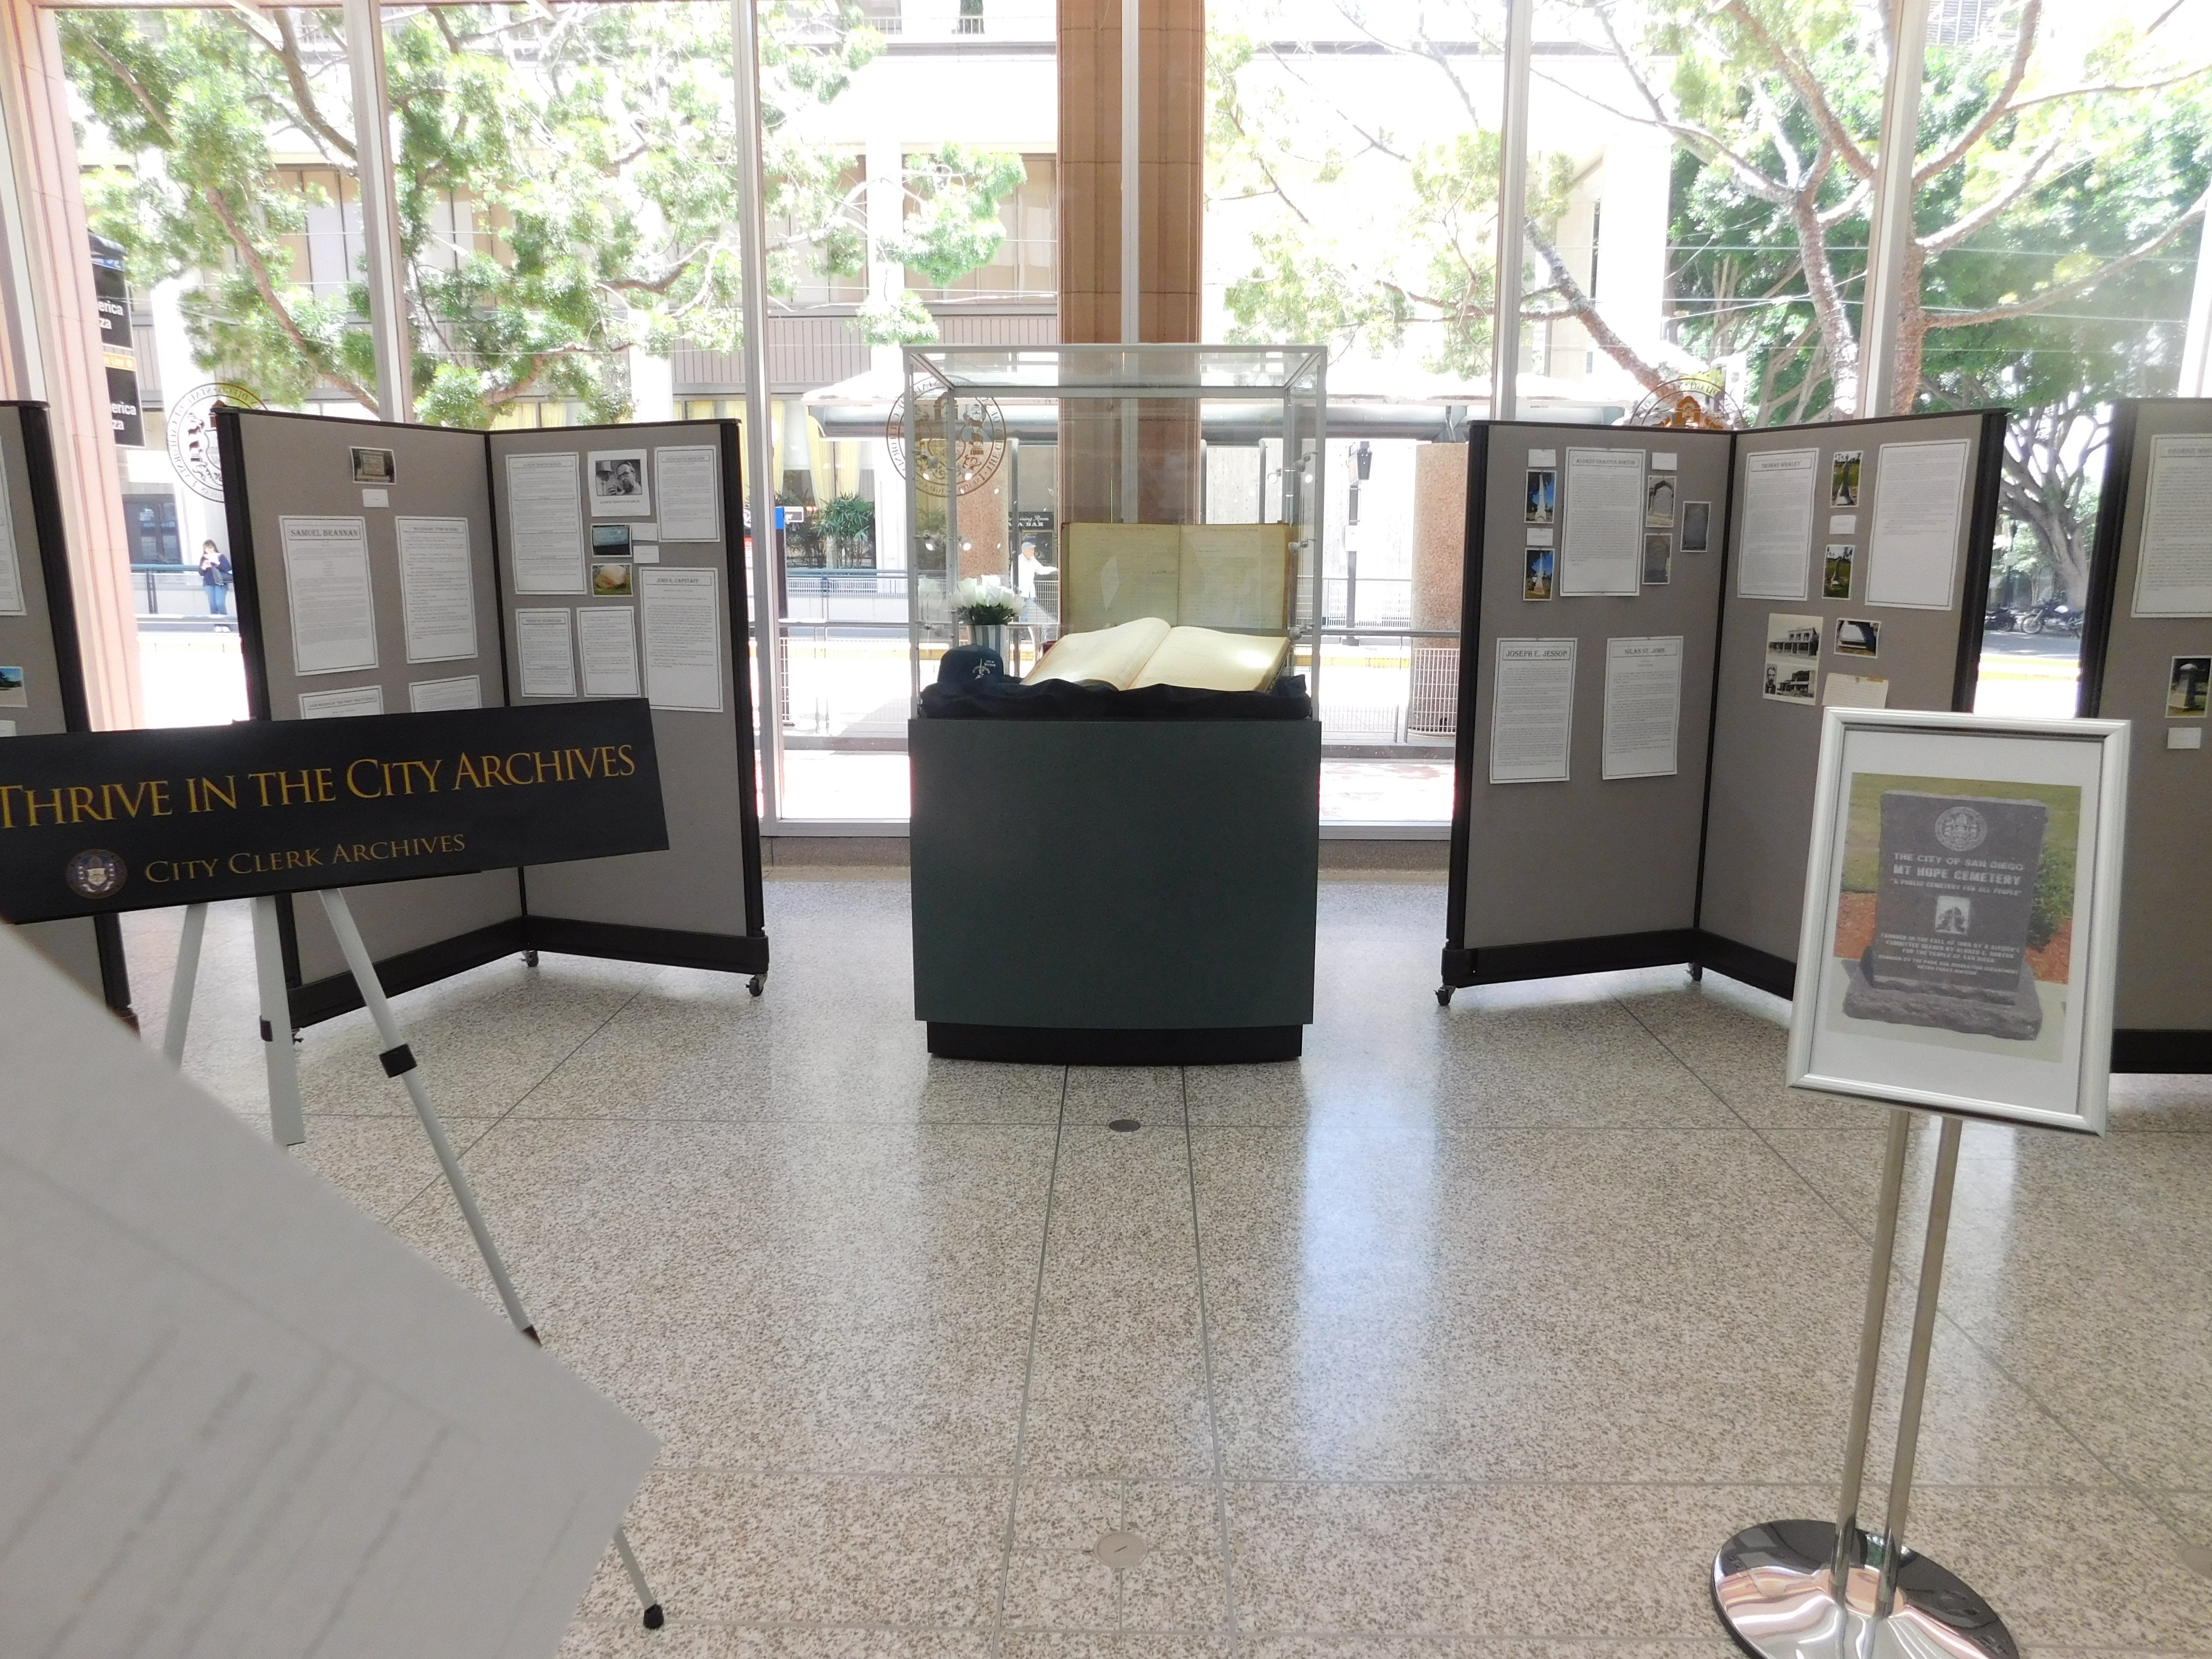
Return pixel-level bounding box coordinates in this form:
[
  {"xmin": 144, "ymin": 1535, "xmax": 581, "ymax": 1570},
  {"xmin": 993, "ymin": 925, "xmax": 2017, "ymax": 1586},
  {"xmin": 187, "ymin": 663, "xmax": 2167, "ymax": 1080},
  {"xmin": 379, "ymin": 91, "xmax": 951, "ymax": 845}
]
[
  {"xmin": 1918, "ymin": 138, "xmax": 2064, "ymax": 254},
  {"xmin": 1923, "ymin": 192, "xmax": 2209, "ymax": 327},
  {"xmin": 1526, "ymin": 221, "xmax": 1671, "ymax": 393},
  {"xmin": 1916, "ymin": 0, "xmax": 2040, "ymax": 183},
  {"xmin": 1721, "ymin": 0, "xmax": 1873, "ymax": 179},
  {"xmin": 78, "ymin": 36, "xmax": 175, "ymax": 146},
  {"xmin": 201, "ymin": 185, "xmax": 380, "ymax": 409},
  {"xmin": 273, "ymin": 10, "xmax": 357, "ymax": 164}
]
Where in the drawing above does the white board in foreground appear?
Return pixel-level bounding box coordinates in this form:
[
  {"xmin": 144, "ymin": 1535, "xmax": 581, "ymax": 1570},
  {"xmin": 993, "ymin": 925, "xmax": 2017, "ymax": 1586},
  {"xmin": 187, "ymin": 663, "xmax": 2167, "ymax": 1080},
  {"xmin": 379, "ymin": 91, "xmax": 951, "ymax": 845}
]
[{"xmin": 0, "ymin": 924, "xmax": 655, "ymax": 1659}]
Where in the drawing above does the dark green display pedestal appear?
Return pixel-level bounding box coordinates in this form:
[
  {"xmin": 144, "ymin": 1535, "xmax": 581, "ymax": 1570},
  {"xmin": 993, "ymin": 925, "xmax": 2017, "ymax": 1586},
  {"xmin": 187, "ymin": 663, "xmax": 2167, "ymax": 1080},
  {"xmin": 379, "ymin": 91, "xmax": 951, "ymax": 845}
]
[{"xmin": 909, "ymin": 718, "xmax": 1321, "ymax": 1063}]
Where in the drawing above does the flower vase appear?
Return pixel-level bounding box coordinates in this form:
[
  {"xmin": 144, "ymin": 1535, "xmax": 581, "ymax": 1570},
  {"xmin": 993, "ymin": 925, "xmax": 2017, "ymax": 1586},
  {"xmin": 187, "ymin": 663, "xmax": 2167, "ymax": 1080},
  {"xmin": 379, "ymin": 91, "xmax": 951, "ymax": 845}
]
[{"xmin": 966, "ymin": 622, "xmax": 1009, "ymax": 663}]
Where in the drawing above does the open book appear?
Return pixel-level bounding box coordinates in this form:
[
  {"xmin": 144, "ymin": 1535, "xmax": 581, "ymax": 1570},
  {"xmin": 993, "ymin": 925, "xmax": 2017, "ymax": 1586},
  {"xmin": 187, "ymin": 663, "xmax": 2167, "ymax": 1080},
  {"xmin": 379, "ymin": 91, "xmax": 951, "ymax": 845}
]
[
  {"xmin": 1027, "ymin": 617, "xmax": 1293, "ymax": 693},
  {"xmin": 1059, "ymin": 523, "xmax": 1296, "ymax": 633}
]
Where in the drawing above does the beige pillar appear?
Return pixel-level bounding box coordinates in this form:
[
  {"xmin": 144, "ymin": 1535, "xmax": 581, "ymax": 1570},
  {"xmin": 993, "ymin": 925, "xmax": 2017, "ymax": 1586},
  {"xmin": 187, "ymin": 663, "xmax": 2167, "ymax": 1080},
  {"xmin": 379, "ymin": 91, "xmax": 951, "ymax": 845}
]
[
  {"xmin": 1057, "ymin": 0, "xmax": 1203, "ymax": 528},
  {"xmin": 0, "ymin": 0, "xmax": 143, "ymax": 728}
]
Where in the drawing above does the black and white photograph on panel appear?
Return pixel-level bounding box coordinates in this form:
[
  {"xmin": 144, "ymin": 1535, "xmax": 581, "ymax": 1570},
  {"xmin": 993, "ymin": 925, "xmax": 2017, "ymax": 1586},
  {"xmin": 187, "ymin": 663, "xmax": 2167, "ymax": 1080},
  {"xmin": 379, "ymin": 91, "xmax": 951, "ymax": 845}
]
[
  {"xmin": 1830, "ymin": 450, "xmax": 1862, "ymax": 507},
  {"xmin": 1645, "ymin": 473, "xmax": 1676, "ymax": 528},
  {"xmin": 1764, "ymin": 611, "xmax": 1822, "ymax": 706},
  {"xmin": 588, "ymin": 448, "xmax": 652, "ymax": 517},
  {"xmin": 592, "ymin": 522, "xmax": 633, "ymax": 559},
  {"xmin": 1682, "ymin": 500, "xmax": 1711, "ymax": 552},
  {"xmin": 1824, "ymin": 541, "xmax": 1857, "ymax": 599},
  {"xmin": 349, "ymin": 445, "xmax": 395, "ymax": 484},
  {"xmin": 1836, "ymin": 617, "xmax": 1881, "ymax": 658},
  {"xmin": 2170, "ymin": 654, "xmax": 2212, "ymax": 717},
  {"xmin": 1526, "ymin": 468, "xmax": 1556, "ymax": 526},
  {"xmin": 1642, "ymin": 533, "xmax": 1671, "ymax": 586}
]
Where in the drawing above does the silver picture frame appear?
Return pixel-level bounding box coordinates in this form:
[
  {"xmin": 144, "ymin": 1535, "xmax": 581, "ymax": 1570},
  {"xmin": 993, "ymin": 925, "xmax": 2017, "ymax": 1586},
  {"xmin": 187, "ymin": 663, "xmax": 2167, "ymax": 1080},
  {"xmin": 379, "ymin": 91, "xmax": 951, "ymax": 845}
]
[{"xmin": 1787, "ymin": 707, "xmax": 2131, "ymax": 1135}]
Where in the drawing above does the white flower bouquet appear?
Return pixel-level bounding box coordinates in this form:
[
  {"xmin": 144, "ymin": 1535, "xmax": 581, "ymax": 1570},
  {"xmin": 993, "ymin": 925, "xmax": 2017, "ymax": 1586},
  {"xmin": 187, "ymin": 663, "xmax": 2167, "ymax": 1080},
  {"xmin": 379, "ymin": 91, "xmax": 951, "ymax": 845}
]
[{"xmin": 953, "ymin": 577, "xmax": 1022, "ymax": 625}]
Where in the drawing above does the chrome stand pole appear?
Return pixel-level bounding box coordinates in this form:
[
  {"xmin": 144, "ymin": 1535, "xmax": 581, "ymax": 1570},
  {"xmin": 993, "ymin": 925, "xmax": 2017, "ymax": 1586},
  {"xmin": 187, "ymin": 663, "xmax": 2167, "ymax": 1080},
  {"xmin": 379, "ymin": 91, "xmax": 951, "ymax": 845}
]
[
  {"xmin": 1877, "ymin": 1113, "xmax": 1964, "ymax": 1617},
  {"xmin": 161, "ymin": 902, "xmax": 208, "ymax": 1068},
  {"xmin": 1711, "ymin": 1111, "xmax": 2012, "ymax": 1659},
  {"xmin": 317, "ymin": 889, "xmax": 665, "ymax": 1632},
  {"xmin": 1830, "ymin": 1109, "xmax": 1911, "ymax": 1594}
]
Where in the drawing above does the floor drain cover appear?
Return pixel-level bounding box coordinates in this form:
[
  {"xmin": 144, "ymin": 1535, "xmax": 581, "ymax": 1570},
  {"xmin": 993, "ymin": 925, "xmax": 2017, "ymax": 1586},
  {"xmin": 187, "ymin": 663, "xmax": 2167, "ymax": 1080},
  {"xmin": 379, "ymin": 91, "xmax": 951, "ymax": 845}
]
[
  {"xmin": 1107, "ymin": 1118, "xmax": 1141, "ymax": 1132},
  {"xmin": 1096, "ymin": 1530, "xmax": 1150, "ymax": 1569},
  {"xmin": 2184, "ymin": 1545, "xmax": 2212, "ymax": 1578}
]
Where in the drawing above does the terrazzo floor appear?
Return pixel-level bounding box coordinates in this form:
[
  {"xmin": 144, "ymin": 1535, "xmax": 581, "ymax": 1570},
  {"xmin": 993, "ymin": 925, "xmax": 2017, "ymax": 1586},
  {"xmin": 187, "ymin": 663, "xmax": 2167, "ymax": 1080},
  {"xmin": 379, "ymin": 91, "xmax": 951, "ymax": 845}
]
[{"xmin": 120, "ymin": 873, "xmax": 2212, "ymax": 1659}]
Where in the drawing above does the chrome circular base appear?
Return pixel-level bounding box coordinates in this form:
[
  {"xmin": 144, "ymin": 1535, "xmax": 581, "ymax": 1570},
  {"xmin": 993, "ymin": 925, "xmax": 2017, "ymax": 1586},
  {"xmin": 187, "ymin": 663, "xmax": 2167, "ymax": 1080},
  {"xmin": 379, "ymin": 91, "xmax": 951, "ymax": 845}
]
[{"xmin": 1713, "ymin": 1520, "xmax": 2016, "ymax": 1659}]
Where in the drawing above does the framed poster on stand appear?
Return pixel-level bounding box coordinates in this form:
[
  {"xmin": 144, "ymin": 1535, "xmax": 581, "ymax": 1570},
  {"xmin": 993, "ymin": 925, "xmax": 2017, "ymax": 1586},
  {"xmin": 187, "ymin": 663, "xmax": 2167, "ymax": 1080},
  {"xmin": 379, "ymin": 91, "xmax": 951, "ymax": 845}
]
[{"xmin": 1712, "ymin": 706, "xmax": 2127, "ymax": 1659}]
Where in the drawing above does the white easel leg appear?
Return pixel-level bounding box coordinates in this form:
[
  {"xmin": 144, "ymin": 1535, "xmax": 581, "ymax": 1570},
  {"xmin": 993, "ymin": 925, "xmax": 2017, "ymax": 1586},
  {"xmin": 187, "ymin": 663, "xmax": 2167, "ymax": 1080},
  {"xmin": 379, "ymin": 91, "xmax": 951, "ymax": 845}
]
[
  {"xmin": 250, "ymin": 896, "xmax": 306, "ymax": 1146},
  {"xmin": 316, "ymin": 888, "xmax": 666, "ymax": 1632},
  {"xmin": 162, "ymin": 902, "xmax": 208, "ymax": 1068}
]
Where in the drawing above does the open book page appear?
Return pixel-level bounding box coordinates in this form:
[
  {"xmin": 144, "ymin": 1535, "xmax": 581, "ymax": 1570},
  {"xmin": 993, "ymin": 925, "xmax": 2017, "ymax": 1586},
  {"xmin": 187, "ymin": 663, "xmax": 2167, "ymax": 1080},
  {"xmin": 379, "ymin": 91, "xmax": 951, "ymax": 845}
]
[
  {"xmin": 1128, "ymin": 626, "xmax": 1291, "ymax": 692},
  {"xmin": 1061, "ymin": 523, "xmax": 1182, "ymax": 631},
  {"xmin": 1178, "ymin": 525, "xmax": 1293, "ymax": 629},
  {"xmin": 1027, "ymin": 616, "xmax": 1173, "ymax": 689}
]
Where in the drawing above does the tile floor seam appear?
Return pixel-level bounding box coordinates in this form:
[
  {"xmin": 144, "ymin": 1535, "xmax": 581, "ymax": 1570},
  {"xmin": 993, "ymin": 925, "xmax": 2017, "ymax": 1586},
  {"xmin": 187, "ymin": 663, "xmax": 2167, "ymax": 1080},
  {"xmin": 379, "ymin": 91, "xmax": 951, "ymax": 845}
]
[
  {"xmin": 1613, "ymin": 991, "xmax": 2195, "ymax": 1555},
  {"xmin": 990, "ymin": 1064, "xmax": 1071, "ymax": 1658},
  {"xmin": 373, "ymin": 977, "xmax": 650, "ymax": 1226},
  {"xmin": 1182, "ymin": 1066, "xmax": 1243, "ymax": 1656}
]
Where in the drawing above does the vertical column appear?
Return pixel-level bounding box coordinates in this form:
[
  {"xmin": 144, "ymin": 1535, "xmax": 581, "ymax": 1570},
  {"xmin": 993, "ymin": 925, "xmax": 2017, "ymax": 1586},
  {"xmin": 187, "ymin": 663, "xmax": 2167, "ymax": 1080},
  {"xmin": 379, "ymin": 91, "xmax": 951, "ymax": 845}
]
[
  {"xmin": 1490, "ymin": 0, "xmax": 1533, "ymax": 422},
  {"xmin": 1056, "ymin": 0, "xmax": 1203, "ymax": 524},
  {"xmin": 1857, "ymin": 0, "xmax": 1931, "ymax": 418},
  {"xmin": 342, "ymin": 0, "xmax": 412, "ymax": 421},
  {"xmin": 0, "ymin": 0, "xmax": 144, "ymax": 729},
  {"xmin": 2177, "ymin": 211, "xmax": 2212, "ymax": 399},
  {"xmin": 731, "ymin": 0, "xmax": 783, "ymax": 828}
]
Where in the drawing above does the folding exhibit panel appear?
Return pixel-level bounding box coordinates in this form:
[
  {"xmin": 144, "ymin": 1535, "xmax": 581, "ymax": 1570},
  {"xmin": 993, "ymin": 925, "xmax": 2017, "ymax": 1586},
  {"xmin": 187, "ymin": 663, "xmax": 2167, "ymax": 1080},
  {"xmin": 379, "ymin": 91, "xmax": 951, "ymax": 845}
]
[
  {"xmin": 1442, "ymin": 409, "xmax": 2006, "ymax": 998},
  {"xmin": 219, "ymin": 409, "xmax": 767, "ymax": 1024},
  {"xmin": 486, "ymin": 422, "xmax": 765, "ymax": 974},
  {"xmin": 0, "ymin": 402, "xmax": 131, "ymax": 1014},
  {"xmin": 1443, "ymin": 421, "xmax": 1735, "ymax": 986},
  {"xmin": 219, "ymin": 408, "xmax": 524, "ymax": 1020},
  {"xmin": 2078, "ymin": 397, "xmax": 2212, "ymax": 1070},
  {"xmin": 1698, "ymin": 410, "xmax": 2005, "ymax": 994}
]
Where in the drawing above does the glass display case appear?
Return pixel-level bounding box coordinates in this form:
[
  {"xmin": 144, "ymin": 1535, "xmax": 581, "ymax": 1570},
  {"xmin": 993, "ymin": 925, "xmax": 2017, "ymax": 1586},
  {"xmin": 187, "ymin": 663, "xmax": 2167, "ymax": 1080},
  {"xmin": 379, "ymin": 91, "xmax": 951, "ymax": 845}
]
[{"xmin": 899, "ymin": 344, "xmax": 1326, "ymax": 700}]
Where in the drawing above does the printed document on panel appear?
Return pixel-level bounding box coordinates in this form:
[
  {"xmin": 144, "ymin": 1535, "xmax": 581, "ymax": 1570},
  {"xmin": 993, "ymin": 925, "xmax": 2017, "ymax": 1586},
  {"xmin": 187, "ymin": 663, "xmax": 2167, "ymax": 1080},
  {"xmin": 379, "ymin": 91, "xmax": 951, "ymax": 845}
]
[
  {"xmin": 0, "ymin": 925, "xmax": 655, "ymax": 1659},
  {"xmin": 1560, "ymin": 449, "xmax": 1643, "ymax": 596},
  {"xmin": 1864, "ymin": 439, "xmax": 1969, "ymax": 609},
  {"xmin": 578, "ymin": 605, "xmax": 642, "ymax": 698},
  {"xmin": 639, "ymin": 566, "xmax": 723, "ymax": 712},
  {"xmin": 1601, "ymin": 636, "xmax": 1683, "ymax": 780},
  {"xmin": 506, "ymin": 451, "xmax": 586, "ymax": 593},
  {"xmin": 2132, "ymin": 433, "xmax": 2212, "ymax": 616},
  {"xmin": 1491, "ymin": 638, "xmax": 1576, "ymax": 784},
  {"xmin": 396, "ymin": 516, "xmax": 477, "ymax": 663},
  {"xmin": 1736, "ymin": 449, "xmax": 1817, "ymax": 600},
  {"xmin": 516, "ymin": 607, "xmax": 577, "ymax": 698},
  {"xmin": 653, "ymin": 446, "xmax": 721, "ymax": 542},
  {"xmin": 280, "ymin": 515, "xmax": 377, "ymax": 675}
]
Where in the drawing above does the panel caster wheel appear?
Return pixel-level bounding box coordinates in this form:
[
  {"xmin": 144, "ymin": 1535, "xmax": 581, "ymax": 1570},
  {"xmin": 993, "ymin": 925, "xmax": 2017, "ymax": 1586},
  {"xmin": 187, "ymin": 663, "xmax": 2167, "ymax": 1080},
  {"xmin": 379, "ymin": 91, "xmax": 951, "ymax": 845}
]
[
  {"xmin": 1436, "ymin": 986, "xmax": 1454, "ymax": 1007},
  {"xmin": 641, "ymin": 1602, "xmax": 665, "ymax": 1630},
  {"xmin": 747, "ymin": 974, "xmax": 765, "ymax": 997},
  {"xmin": 523, "ymin": 949, "xmax": 540, "ymax": 967}
]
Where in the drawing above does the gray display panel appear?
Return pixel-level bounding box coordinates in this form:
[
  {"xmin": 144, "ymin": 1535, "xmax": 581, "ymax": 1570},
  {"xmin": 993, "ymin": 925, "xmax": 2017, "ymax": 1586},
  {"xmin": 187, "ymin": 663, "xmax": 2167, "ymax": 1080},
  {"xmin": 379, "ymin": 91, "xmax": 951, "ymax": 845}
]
[
  {"xmin": 2078, "ymin": 397, "xmax": 2212, "ymax": 1063},
  {"xmin": 220, "ymin": 409, "xmax": 522, "ymax": 992},
  {"xmin": 0, "ymin": 403, "xmax": 126, "ymax": 1010},
  {"xmin": 486, "ymin": 424, "xmax": 757, "ymax": 946},
  {"xmin": 1450, "ymin": 423, "xmax": 1734, "ymax": 970},
  {"xmin": 1698, "ymin": 410, "xmax": 2003, "ymax": 991}
]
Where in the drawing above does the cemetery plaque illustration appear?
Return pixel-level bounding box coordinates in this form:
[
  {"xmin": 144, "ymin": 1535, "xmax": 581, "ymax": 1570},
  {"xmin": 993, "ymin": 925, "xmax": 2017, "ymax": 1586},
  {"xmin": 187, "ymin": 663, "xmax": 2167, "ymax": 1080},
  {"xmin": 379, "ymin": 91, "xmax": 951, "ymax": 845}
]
[{"xmin": 1830, "ymin": 776, "xmax": 2078, "ymax": 1050}]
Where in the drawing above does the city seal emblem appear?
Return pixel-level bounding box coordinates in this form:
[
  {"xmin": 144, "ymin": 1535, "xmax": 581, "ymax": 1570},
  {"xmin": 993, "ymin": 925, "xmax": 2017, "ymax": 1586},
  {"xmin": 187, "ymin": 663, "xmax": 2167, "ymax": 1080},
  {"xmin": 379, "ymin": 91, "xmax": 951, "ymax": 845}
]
[
  {"xmin": 1933, "ymin": 805, "xmax": 1989, "ymax": 853},
  {"xmin": 65, "ymin": 849, "xmax": 127, "ymax": 900}
]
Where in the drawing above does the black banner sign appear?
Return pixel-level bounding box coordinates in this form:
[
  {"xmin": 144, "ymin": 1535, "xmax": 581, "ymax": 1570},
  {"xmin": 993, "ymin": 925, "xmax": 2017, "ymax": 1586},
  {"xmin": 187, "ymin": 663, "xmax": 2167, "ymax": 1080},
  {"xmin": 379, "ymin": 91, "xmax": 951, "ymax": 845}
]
[{"xmin": 0, "ymin": 701, "xmax": 667, "ymax": 922}]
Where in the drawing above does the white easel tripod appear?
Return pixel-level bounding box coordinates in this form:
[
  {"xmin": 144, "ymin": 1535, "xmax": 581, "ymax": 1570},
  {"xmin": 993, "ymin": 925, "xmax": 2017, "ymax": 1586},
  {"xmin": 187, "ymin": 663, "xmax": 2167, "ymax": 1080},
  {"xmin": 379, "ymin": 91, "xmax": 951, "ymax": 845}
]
[{"xmin": 162, "ymin": 892, "xmax": 667, "ymax": 1633}]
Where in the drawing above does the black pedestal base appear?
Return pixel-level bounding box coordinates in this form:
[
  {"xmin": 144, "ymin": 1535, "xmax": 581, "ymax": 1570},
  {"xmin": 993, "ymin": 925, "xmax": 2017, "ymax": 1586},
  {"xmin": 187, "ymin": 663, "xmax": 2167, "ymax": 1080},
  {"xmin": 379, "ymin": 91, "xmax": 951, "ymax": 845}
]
[{"xmin": 926, "ymin": 1022, "xmax": 1303, "ymax": 1065}]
